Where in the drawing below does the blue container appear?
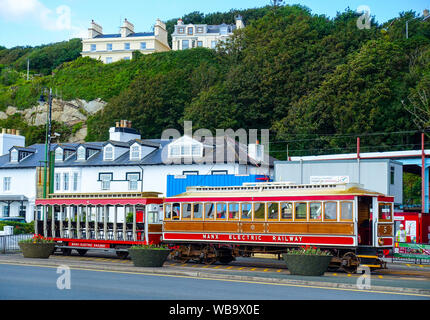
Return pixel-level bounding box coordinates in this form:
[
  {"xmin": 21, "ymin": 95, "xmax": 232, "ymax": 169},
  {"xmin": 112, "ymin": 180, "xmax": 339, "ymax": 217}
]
[{"xmin": 167, "ymin": 174, "xmax": 269, "ymax": 197}]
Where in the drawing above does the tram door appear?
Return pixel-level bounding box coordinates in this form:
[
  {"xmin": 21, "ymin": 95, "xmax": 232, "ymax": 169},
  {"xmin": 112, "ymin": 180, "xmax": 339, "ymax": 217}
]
[{"xmin": 358, "ymin": 196, "xmax": 373, "ymax": 246}]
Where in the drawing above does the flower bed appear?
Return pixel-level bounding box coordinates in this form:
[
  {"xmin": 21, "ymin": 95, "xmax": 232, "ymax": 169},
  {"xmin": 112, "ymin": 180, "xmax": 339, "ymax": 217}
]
[
  {"xmin": 282, "ymin": 246, "xmax": 333, "ymax": 276},
  {"xmin": 18, "ymin": 234, "xmax": 56, "ymax": 259}
]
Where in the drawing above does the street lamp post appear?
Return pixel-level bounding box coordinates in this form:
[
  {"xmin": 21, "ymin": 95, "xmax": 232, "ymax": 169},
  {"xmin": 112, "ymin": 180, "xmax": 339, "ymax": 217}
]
[{"xmin": 38, "ymin": 88, "xmax": 53, "ymax": 199}]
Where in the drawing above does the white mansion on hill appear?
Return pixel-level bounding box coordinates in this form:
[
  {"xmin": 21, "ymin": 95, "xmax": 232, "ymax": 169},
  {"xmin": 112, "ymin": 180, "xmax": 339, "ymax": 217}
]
[
  {"xmin": 81, "ymin": 18, "xmax": 170, "ymax": 63},
  {"xmin": 171, "ymin": 15, "xmax": 245, "ymax": 50}
]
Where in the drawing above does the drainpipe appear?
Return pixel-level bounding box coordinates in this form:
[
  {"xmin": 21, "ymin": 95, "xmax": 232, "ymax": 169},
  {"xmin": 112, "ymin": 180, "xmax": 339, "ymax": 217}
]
[{"xmin": 357, "ymin": 137, "xmax": 361, "ymax": 184}]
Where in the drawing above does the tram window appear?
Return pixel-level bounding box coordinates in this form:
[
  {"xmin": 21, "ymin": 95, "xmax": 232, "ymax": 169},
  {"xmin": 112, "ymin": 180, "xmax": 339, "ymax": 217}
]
[
  {"xmin": 164, "ymin": 204, "xmax": 172, "ymax": 220},
  {"xmin": 182, "ymin": 203, "xmax": 192, "ymax": 219},
  {"xmin": 281, "ymin": 203, "xmax": 293, "ymax": 220},
  {"xmin": 241, "ymin": 203, "xmax": 252, "ymax": 219},
  {"xmin": 324, "ymin": 202, "xmax": 337, "ymax": 221},
  {"xmin": 254, "ymin": 203, "xmax": 265, "ymax": 220},
  {"xmin": 295, "ymin": 202, "xmax": 307, "ymax": 220},
  {"xmin": 310, "ymin": 202, "xmax": 322, "ymax": 220},
  {"xmin": 216, "ymin": 203, "xmax": 227, "ymax": 219},
  {"xmin": 205, "ymin": 203, "xmax": 214, "ymax": 220},
  {"xmin": 228, "ymin": 203, "xmax": 239, "ymax": 220},
  {"xmin": 340, "ymin": 202, "xmax": 353, "ymax": 220},
  {"xmin": 172, "ymin": 203, "xmax": 180, "ymax": 220},
  {"xmin": 267, "ymin": 202, "xmax": 279, "ymax": 220},
  {"xmin": 378, "ymin": 203, "xmax": 392, "ymax": 221},
  {"xmin": 193, "ymin": 203, "xmax": 203, "ymax": 219}
]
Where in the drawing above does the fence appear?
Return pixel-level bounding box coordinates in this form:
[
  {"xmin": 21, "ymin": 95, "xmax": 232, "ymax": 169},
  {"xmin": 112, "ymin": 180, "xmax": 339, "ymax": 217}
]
[{"xmin": 0, "ymin": 234, "xmax": 33, "ymax": 254}]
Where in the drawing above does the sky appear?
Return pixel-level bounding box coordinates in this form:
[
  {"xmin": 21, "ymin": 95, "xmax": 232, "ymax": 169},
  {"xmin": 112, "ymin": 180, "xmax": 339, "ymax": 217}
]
[{"xmin": 0, "ymin": 0, "xmax": 428, "ymax": 48}]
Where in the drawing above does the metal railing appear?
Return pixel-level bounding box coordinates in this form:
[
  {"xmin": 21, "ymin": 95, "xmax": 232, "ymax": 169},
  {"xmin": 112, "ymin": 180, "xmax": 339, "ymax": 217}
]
[{"xmin": 0, "ymin": 234, "xmax": 33, "ymax": 254}]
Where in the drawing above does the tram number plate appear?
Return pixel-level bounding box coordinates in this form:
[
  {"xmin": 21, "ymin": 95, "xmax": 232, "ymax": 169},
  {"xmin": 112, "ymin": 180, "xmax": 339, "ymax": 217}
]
[{"xmin": 377, "ymin": 224, "xmax": 393, "ymax": 237}]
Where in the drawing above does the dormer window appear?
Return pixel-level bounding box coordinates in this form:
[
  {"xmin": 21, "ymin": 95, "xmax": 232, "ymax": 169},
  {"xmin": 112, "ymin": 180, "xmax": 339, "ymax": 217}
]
[
  {"xmin": 10, "ymin": 149, "xmax": 18, "ymax": 162},
  {"xmin": 168, "ymin": 138, "xmax": 203, "ymax": 158},
  {"xmin": 77, "ymin": 146, "xmax": 86, "ymax": 161},
  {"xmin": 130, "ymin": 145, "xmax": 140, "ymax": 160},
  {"xmin": 55, "ymin": 148, "xmax": 64, "ymax": 162},
  {"xmin": 104, "ymin": 145, "xmax": 114, "ymax": 161}
]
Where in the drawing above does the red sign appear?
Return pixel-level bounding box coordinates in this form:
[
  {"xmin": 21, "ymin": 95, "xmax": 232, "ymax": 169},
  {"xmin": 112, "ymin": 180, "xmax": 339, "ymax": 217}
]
[
  {"xmin": 69, "ymin": 242, "xmax": 110, "ymax": 248},
  {"xmin": 163, "ymin": 232, "xmax": 355, "ymax": 246}
]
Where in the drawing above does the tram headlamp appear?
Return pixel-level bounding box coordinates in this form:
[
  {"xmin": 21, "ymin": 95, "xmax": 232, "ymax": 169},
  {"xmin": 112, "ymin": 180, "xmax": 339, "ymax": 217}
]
[{"xmin": 378, "ymin": 238, "xmax": 384, "ymax": 246}]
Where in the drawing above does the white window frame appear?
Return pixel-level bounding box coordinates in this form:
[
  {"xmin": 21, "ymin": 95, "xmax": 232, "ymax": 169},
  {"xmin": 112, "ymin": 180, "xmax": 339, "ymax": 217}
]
[
  {"xmin": 104, "ymin": 145, "xmax": 114, "ymax": 161},
  {"xmin": 127, "ymin": 173, "xmax": 139, "ymax": 191},
  {"xmin": 55, "ymin": 173, "xmax": 61, "ymax": 191},
  {"xmin": 77, "ymin": 147, "xmax": 86, "ymax": 161},
  {"xmin": 3, "ymin": 177, "xmax": 11, "ymax": 191},
  {"xmin": 130, "ymin": 145, "xmax": 140, "ymax": 160},
  {"xmin": 55, "ymin": 148, "xmax": 63, "ymax": 162},
  {"xmin": 10, "ymin": 149, "xmax": 18, "ymax": 162},
  {"xmin": 73, "ymin": 172, "xmax": 79, "ymax": 191},
  {"xmin": 99, "ymin": 173, "xmax": 112, "ymax": 191},
  {"xmin": 63, "ymin": 173, "xmax": 69, "ymax": 191}
]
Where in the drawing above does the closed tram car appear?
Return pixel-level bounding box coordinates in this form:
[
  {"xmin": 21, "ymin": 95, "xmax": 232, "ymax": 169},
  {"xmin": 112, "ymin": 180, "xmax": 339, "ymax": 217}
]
[{"xmin": 162, "ymin": 182, "xmax": 394, "ymax": 273}]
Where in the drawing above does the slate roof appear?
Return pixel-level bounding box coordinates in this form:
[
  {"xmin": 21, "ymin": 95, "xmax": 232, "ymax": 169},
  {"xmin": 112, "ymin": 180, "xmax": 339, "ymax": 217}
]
[
  {"xmin": 93, "ymin": 32, "xmax": 155, "ymax": 39},
  {"xmin": 0, "ymin": 137, "xmax": 275, "ymax": 169}
]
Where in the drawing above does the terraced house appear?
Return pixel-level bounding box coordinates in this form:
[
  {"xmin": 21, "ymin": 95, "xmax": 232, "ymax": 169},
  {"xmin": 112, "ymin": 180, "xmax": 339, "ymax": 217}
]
[
  {"xmin": 81, "ymin": 18, "xmax": 170, "ymax": 63},
  {"xmin": 0, "ymin": 121, "xmax": 273, "ymax": 222}
]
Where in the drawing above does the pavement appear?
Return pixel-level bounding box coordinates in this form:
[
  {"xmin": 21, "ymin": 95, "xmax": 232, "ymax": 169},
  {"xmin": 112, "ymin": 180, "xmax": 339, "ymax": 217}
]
[{"xmin": 1, "ymin": 252, "xmax": 430, "ymax": 297}]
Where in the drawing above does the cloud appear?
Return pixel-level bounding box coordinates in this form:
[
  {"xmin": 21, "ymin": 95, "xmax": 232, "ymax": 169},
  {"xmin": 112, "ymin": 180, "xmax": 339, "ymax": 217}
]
[{"xmin": 0, "ymin": 0, "xmax": 80, "ymax": 33}]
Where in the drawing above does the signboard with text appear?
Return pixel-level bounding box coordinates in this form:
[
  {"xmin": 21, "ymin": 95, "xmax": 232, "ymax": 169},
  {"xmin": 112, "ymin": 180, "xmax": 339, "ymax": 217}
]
[
  {"xmin": 310, "ymin": 176, "xmax": 350, "ymax": 184},
  {"xmin": 394, "ymin": 242, "xmax": 430, "ymax": 260}
]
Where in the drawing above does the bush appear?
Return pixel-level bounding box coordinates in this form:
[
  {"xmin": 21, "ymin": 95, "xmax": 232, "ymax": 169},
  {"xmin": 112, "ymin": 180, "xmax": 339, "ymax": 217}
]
[{"xmin": 0, "ymin": 221, "xmax": 34, "ymax": 235}]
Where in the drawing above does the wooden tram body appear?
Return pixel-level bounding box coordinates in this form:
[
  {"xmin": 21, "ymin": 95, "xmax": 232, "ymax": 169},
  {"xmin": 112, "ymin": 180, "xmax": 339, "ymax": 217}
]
[
  {"xmin": 162, "ymin": 182, "xmax": 394, "ymax": 272},
  {"xmin": 35, "ymin": 192, "xmax": 163, "ymax": 258}
]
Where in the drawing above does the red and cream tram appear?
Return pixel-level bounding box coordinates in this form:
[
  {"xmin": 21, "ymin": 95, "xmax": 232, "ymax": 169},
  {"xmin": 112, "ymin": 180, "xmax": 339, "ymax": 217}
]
[
  {"xmin": 35, "ymin": 192, "xmax": 163, "ymax": 258},
  {"xmin": 162, "ymin": 182, "xmax": 394, "ymax": 273}
]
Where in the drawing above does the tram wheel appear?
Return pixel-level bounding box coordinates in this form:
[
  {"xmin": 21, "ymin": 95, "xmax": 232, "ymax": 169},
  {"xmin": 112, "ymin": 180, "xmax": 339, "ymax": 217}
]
[
  {"xmin": 61, "ymin": 248, "xmax": 72, "ymax": 256},
  {"xmin": 341, "ymin": 252, "xmax": 360, "ymax": 274},
  {"xmin": 116, "ymin": 251, "xmax": 129, "ymax": 260},
  {"xmin": 77, "ymin": 249, "xmax": 88, "ymax": 256},
  {"xmin": 203, "ymin": 257, "xmax": 217, "ymax": 265}
]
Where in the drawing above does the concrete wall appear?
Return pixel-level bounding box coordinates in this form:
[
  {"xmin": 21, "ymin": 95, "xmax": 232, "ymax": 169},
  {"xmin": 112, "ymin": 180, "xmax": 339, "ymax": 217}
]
[{"xmin": 274, "ymin": 159, "xmax": 403, "ymax": 204}]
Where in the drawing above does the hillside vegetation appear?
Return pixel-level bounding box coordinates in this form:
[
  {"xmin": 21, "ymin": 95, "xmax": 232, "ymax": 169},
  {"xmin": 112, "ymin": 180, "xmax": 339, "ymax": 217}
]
[{"xmin": 0, "ymin": 4, "xmax": 429, "ymax": 158}]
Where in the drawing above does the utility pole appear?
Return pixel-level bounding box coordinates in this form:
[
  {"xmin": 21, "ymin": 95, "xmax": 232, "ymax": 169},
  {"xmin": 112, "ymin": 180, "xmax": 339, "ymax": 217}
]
[{"xmin": 26, "ymin": 59, "xmax": 29, "ymax": 81}]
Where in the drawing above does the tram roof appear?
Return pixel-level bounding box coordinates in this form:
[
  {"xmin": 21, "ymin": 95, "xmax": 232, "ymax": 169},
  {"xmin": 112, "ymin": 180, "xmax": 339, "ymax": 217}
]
[{"xmin": 169, "ymin": 182, "xmax": 388, "ymax": 199}]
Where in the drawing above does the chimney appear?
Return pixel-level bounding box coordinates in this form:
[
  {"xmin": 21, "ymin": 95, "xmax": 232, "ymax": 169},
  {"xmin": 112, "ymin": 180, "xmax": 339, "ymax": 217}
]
[
  {"xmin": 120, "ymin": 18, "xmax": 134, "ymax": 37},
  {"xmin": 248, "ymin": 141, "xmax": 264, "ymax": 163},
  {"xmin": 109, "ymin": 120, "xmax": 141, "ymax": 142},
  {"xmin": 88, "ymin": 20, "xmax": 103, "ymax": 38},
  {"xmin": 235, "ymin": 15, "xmax": 245, "ymax": 29},
  {"xmin": 424, "ymin": 9, "xmax": 429, "ymax": 18},
  {"xmin": 0, "ymin": 128, "xmax": 25, "ymax": 156},
  {"xmin": 177, "ymin": 18, "xmax": 184, "ymax": 25}
]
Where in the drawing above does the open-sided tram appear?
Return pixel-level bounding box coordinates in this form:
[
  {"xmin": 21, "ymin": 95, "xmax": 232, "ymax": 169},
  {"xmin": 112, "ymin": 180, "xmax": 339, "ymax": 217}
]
[{"xmin": 162, "ymin": 182, "xmax": 394, "ymax": 273}]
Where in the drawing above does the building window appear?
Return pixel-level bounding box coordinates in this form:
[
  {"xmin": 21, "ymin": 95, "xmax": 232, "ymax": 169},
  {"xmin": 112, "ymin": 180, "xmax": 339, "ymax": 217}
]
[
  {"xmin": 90, "ymin": 44, "xmax": 96, "ymax": 51},
  {"xmin": 2, "ymin": 206, "xmax": 10, "ymax": 217},
  {"xmin": 130, "ymin": 145, "xmax": 140, "ymax": 160},
  {"xmin": 19, "ymin": 205, "xmax": 26, "ymax": 217},
  {"xmin": 124, "ymin": 43, "xmax": 130, "ymax": 50},
  {"xmin": 104, "ymin": 146, "xmax": 113, "ymax": 160},
  {"xmin": 170, "ymin": 145, "xmax": 180, "ymax": 156},
  {"xmin": 123, "ymin": 57, "xmax": 131, "ymax": 61},
  {"xmin": 55, "ymin": 148, "xmax": 63, "ymax": 162},
  {"xmin": 211, "ymin": 40, "xmax": 217, "ymax": 49},
  {"xmin": 10, "ymin": 150, "xmax": 18, "ymax": 162},
  {"xmin": 106, "ymin": 57, "xmax": 113, "ymax": 64},
  {"xmin": 182, "ymin": 40, "xmax": 189, "ymax": 50},
  {"xmin": 3, "ymin": 177, "xmax": 11, "ymax": 191},
  {"xmin": 178, "ymin": 27, "xmax": 185, "ymax": 34},
  {"xmin": 127, "ymin": 173, "xmax": 140, "ymax": 191},
  {"xmin": 196, "ymin": 26, "xmax": 204, "ymax": 33},
  {"xmin": 107, "ymin": 43, "xmax": 112, "ymax": 51},
  {"xmin": 140, "ymin": 42, "xmax": 146, "ymax": 49},
  {"xmin": 77, "ymin": 147, "xmax": 85, "ymax": 160},
  {"xmin": 55, "ymin": 173, "xmax": 60, "ymax": 191},
  {"xmin": 99, "ymin": 173, "xmax": 112, "ymax": 190},
  {"xmin": 63, "ymin": 173, "xmax": 69, "ymax": 191},
  {"xmin": 197, "ymin": 41, "xmax": 203, "ymax": 47},
  {"xmin": 390, "ymin": 166, "xmax": 395, "ymax": 185},
  {"xmin": 211, "ymin": 170, "xmax": 228, "ymax": 175},
  {"xmin": 183, "ymin": 171, "xmax": 198, "ymax": 175},
  {"xmin": 73, "ymin": 172, "xmax": 78, "ymax": 191},
  {"xmin": 187, "ymin": 27, "xmax": 193, "ymax": 35}
]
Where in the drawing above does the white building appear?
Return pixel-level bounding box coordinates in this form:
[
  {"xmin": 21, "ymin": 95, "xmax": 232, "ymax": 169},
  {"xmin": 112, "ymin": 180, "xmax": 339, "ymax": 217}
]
[
  {"xmin": 171, "ymin": 15, "xmax": 245, "ymax": 50},
  {"xmin": 81, "ymin": 18, "xmax": 170, "ymax": 63},
  {"xmin": 0, "ymin": 121, "xmax": 274, "ymax": 222}
]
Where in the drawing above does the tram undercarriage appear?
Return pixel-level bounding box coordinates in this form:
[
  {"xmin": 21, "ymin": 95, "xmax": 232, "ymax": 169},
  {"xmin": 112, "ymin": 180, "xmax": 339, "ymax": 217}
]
[{"xmin": 170, "ymin": 243, "xmax": 386, "ymax": 273}]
